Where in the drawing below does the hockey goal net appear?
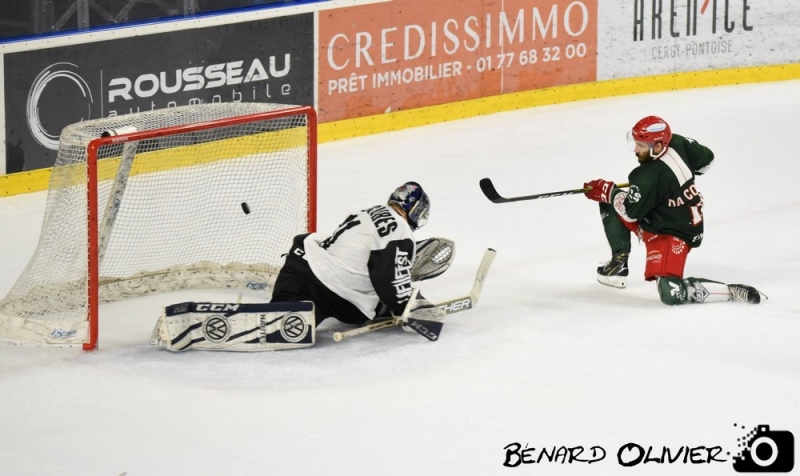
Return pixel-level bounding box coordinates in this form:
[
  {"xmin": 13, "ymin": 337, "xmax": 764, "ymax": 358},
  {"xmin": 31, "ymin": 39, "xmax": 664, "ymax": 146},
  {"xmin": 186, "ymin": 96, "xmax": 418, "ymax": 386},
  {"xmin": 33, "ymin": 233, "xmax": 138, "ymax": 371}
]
[{"xmin": 0, "ymin": 103, "xmax": 316, "ymax": 350}]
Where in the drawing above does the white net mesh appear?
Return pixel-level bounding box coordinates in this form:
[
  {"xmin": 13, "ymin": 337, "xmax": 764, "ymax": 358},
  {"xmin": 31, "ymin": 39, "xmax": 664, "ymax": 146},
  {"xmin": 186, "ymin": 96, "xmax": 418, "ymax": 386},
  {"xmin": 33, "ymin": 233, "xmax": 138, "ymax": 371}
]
[{"xmin": 0, "ymin": 103, "xmax": 314, "ymax": 346}]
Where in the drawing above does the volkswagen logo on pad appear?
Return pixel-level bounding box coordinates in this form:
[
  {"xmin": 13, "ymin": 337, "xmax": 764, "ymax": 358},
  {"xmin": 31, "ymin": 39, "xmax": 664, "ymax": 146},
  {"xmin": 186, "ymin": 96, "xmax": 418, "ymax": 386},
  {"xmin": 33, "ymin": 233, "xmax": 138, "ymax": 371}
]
[
  {"xmin": 202, "ymin": 315, "xmax": 231, "ymax": 343},
  {"xmin": 280, "ymin": 313, "xmax": 308, "ymax": 343}
]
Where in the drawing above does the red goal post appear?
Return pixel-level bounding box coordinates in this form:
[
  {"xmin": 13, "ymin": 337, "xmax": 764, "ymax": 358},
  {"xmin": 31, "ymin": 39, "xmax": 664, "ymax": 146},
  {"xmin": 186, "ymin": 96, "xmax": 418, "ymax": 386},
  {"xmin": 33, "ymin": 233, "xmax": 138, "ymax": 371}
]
[{"xmin": 0, "ymin": 103, "xmax": 317, "ymax": 351}]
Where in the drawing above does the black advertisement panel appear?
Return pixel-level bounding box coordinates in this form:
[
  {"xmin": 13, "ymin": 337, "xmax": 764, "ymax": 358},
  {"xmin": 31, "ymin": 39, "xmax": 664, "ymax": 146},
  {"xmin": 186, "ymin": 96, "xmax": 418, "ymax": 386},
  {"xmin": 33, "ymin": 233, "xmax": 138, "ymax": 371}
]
[{"xmin": 4, "ymin": 14, "xmax": 314, "ymax": 172}]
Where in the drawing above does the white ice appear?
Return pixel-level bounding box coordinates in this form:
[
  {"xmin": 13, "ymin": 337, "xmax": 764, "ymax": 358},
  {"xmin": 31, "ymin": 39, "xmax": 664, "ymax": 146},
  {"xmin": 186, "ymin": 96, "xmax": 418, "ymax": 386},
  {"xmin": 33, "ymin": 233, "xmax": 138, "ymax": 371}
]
[{"xmin": 1, "ymin": 80, "xmax": 799, "ymax": 476}]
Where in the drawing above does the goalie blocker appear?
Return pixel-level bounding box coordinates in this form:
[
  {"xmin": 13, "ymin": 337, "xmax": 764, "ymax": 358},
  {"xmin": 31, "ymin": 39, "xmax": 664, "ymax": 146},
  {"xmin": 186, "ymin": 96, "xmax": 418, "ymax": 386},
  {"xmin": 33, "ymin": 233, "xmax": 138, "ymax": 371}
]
[{"xmin": 151, "ymin": 301, "xmax": 315, "ymax": 352}]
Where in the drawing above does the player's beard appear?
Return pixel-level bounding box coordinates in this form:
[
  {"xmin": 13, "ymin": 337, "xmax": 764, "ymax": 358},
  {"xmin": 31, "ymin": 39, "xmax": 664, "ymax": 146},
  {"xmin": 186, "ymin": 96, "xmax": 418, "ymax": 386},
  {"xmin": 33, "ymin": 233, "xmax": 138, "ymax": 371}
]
[{"xmin": 636, "ymin": 150, "xmax": 653, "ymax": 164}]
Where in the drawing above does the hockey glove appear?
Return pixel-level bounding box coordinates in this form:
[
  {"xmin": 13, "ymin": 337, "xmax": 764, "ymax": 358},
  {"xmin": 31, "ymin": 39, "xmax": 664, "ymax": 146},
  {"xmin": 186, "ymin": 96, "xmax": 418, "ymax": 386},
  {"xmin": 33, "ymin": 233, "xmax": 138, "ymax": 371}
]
[
  {"xmin": 396, "ymin": 292, "xmax": 446, "ymax": 341},
  {"xmin": 584, "ymin": 179, "xmax": 615, "ymax": 203},
  {"xmin": 411, "ymin": 237, "xmax": 455, "ymax": 281}
]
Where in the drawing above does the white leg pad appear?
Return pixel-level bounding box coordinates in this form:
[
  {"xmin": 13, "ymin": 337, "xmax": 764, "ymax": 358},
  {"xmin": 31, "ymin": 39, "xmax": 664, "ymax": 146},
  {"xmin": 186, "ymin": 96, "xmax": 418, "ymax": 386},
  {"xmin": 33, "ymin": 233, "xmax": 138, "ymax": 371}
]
[{"xmin": 150, "ymin": 301, "xmax": 315, "ymax": 352}]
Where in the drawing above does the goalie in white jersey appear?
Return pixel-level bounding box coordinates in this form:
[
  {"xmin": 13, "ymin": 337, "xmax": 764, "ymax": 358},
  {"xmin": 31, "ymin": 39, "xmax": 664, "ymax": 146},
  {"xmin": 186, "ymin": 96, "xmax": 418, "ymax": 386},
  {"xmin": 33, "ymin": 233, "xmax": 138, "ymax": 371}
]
[
  {"xmin": 151, "ymin": 181, "xmax": 451, "ymax": 351},
  {"xmin": 271, "ymin": 181, "xmax": 444, "ymax": 333}
]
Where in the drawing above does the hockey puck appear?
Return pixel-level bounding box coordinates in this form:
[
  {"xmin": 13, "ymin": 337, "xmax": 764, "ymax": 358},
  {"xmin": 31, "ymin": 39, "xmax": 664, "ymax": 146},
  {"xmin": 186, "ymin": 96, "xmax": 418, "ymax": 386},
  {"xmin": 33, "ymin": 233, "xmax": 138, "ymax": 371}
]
[{"xmin": 241, "ymin": 202, "xmax": 251, "ymax": 214}]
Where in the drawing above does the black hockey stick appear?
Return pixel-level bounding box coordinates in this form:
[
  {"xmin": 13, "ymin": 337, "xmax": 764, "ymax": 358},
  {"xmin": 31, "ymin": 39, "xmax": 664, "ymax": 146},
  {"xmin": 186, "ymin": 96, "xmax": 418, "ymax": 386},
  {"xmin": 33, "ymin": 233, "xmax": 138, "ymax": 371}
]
[{"xmin": 479, "ymin": 178, "xmax": 629, "ymax": 204}]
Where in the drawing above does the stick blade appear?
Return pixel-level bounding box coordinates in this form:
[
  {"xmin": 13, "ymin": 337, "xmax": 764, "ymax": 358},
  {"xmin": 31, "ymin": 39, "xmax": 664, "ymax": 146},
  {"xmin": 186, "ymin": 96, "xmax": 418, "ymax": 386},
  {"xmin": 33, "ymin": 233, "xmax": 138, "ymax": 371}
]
[
  {"xmin": 405, "ymin": 318, "xmax": 442, "ymax": 341},
  {"xmin": 479, "ymin": 178, "xmax": 507, "ymax": 203}
]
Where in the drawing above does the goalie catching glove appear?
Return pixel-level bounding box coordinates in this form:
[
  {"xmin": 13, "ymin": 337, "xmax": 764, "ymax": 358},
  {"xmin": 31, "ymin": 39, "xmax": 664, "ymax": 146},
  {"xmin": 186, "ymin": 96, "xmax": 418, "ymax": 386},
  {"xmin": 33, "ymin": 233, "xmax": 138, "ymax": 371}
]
[{"xmin": 411, "ymin": 237, "xmax": 455, "ymax": 282}]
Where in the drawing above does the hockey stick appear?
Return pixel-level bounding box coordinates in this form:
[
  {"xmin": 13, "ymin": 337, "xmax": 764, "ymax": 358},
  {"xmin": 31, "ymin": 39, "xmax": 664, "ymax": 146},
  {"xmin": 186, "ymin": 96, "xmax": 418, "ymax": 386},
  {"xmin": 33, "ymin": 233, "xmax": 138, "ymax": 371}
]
[
  {"xmin": 332, "ymin": 288, "xmax": 419, "ymax": 343},
  {"xmin": 479, "ymin": 178, "xmax": 630, "ymax": 204},
  {"xmin": 332, "ymin": 248, "xmax": 497, "ymax": 342}
]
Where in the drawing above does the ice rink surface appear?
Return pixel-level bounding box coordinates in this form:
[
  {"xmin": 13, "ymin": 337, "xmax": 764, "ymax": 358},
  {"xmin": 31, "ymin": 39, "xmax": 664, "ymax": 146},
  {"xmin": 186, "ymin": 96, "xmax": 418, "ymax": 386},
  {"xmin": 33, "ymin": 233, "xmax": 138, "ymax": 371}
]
[{"xmin": 1, "ymin": 80, "xmax": 799, "ymax": 475}]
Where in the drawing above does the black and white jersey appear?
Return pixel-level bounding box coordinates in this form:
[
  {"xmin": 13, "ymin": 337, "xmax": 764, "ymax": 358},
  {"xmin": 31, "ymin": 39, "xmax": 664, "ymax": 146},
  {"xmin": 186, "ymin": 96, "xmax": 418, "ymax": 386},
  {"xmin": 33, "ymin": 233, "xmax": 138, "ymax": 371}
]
[{"xmin": 303, "ymin": 205, "xmax": 416, "ymax": 319}]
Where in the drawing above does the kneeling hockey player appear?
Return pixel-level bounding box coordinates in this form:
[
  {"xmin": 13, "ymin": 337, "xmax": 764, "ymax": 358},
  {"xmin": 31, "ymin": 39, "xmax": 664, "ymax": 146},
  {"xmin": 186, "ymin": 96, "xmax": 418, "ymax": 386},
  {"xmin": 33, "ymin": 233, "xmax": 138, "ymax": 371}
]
[{"xmin": 584, "ymin": 115, "xmax": 765, "ymax": 305}]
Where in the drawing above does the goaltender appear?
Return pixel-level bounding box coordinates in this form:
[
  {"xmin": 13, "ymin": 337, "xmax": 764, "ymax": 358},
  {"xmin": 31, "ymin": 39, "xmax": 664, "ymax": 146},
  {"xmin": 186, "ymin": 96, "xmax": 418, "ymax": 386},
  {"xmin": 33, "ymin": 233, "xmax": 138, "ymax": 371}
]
[
  {"xmin": 271, "ymin": 181, "xmax": 447, "ymax": 330},
  {"xmin": 151, "ymin": 182, "xmax": 452, "ymax": 351}
]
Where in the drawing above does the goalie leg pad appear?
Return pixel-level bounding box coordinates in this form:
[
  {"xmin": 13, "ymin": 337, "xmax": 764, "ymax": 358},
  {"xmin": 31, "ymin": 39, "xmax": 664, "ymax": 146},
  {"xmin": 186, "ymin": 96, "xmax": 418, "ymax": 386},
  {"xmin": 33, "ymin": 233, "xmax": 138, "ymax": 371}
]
[{"xmin": 150, "ymin": 301, "xmax": 315, "ymax": 352}]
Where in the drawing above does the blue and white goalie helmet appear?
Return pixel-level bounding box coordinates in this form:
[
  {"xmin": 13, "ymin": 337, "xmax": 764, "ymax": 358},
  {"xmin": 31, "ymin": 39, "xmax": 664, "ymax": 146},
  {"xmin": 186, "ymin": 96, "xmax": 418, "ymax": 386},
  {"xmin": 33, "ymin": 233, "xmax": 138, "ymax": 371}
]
[{"xmin": 388, "ymin": 181, "xmax": 430, "ymax": 230}]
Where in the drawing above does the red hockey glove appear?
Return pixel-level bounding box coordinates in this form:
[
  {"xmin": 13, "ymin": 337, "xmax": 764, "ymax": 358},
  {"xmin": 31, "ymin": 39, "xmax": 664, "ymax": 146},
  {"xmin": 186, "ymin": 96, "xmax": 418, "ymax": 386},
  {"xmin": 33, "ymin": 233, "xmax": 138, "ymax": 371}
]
[{"xmin": 584, "ymin": 179, "xmax": 615, "ymax": 203}]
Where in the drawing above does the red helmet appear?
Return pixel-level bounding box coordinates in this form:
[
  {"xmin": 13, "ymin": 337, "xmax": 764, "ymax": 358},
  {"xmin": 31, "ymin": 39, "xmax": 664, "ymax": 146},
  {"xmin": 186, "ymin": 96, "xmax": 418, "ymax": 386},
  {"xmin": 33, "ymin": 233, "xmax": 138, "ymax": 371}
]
[{"xmin": 631, "ymin": 116, "xmax": 672, "ymax": 146}]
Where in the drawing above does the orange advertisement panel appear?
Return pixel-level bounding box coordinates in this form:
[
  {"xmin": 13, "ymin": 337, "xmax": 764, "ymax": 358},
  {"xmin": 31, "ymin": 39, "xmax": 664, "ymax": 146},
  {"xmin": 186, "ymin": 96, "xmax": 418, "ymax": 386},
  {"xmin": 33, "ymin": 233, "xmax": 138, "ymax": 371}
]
[{"xmin": 319, "ymin": 0, "xmax": 597, "ymax": 122}]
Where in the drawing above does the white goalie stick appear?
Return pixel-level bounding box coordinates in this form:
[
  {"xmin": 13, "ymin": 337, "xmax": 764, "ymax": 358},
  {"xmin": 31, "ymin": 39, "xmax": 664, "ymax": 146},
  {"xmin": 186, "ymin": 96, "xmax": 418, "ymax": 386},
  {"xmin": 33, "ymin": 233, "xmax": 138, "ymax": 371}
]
[{"xmin": 333, "ymin": 248, "xmax": 497, "ymax": 342}]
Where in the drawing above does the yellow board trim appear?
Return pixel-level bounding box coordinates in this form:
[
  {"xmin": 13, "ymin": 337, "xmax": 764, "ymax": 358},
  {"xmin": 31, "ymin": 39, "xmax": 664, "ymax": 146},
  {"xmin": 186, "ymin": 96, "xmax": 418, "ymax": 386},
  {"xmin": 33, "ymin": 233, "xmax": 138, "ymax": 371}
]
[{"xmin": 2, "ymin": 63, "xmax": 798, "ymax": 197}]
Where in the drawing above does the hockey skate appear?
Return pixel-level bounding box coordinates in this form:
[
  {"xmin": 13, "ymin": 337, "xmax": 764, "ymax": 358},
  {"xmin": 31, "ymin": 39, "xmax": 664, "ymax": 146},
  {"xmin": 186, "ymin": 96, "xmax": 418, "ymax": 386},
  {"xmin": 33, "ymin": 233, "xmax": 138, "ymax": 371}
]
[
  {"xmin": 597, "ymin": 253, "xmax": 629, "ymax": 289},
  {"xmin": 727, "ymin": 284, "xmax": 765, "ymax": 304}
]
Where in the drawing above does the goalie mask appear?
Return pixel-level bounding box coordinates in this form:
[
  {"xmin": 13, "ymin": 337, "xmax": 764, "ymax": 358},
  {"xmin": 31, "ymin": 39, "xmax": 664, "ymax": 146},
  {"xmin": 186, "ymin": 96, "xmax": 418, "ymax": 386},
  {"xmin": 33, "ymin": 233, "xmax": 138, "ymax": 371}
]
[{"xmin": 388, "ymin": 181, "xmax": 430, "ymax": 230}]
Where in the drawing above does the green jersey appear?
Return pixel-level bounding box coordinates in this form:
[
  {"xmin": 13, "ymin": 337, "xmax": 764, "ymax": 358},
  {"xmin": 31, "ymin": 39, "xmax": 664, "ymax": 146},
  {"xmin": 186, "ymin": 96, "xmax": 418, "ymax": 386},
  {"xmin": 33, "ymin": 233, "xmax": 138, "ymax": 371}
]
[{"xmin": 612, "ymin": 133, "xmax": 715, "ymax": 247}]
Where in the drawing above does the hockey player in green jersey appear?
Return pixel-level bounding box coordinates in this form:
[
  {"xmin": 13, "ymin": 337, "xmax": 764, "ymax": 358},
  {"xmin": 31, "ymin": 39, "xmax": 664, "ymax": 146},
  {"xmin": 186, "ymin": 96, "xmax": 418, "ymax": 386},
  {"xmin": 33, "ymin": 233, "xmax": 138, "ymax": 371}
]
[{"xmin": 583, "ymin": 116, "xmax": 764, "ymax": 305}]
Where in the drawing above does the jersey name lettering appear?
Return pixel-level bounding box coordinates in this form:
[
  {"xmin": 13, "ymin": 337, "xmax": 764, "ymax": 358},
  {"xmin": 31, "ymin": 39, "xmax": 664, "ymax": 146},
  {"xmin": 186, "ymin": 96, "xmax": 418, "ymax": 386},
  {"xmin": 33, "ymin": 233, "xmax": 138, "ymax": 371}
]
[
  {"xmin": 366, "ymin": 205, "xmax": 398, "ymax": 237},
  {"xmin": 667, "ymin": 183, "xmax": 702, "ymax": 208},
  {"xmin": 683, "ymin": 183, "xmax": 700, "ymax": 202}
]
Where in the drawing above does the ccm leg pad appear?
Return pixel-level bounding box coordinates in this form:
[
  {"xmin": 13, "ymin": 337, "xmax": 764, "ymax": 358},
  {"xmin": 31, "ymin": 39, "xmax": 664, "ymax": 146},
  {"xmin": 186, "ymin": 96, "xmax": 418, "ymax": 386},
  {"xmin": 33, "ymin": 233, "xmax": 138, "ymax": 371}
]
[{"xmin": 150, "ymin": 301, "xmax": 315, "ymax": 352}]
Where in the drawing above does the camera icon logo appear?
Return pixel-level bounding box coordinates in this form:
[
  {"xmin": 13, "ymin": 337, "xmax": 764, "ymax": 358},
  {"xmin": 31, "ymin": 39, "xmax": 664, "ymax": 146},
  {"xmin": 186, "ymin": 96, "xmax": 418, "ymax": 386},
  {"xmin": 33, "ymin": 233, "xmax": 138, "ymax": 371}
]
[{"xmin": 733, "ymin": 424, "xmax": 794, "ymax": 473}]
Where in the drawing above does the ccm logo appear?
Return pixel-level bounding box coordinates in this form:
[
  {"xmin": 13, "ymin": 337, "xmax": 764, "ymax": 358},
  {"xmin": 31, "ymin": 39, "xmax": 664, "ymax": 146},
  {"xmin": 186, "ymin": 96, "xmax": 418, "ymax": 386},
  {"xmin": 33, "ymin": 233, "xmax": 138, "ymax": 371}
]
[
  {"xmin": 195, "ymin": 303, "xmax": 240, "ymax": 312},
  {"xmin": 439, "ymin": 298, "xmax": 472, "ymax": 313}
]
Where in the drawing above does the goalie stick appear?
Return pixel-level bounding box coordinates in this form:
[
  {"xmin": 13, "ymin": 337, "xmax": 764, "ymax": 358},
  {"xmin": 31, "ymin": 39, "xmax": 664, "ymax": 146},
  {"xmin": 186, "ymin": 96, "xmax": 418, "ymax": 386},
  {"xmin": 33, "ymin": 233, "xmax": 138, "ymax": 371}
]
[
  {"xmin": 479, "ymin": 178, "xmax": 630, "ymax": 204},
  {"xmin": 333, "ymin": 248, "xmax": 497, "ymax": 342}
]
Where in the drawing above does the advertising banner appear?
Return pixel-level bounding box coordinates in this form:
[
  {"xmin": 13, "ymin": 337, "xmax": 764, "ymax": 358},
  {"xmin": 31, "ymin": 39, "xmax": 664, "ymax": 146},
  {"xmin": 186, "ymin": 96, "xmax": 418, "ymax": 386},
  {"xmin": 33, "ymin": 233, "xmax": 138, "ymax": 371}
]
[
  {"xmin": 3, "ymin": 14, "xmax": 314, "ymax": 172},
  {"xmin": 319, "ymin": 0, "xmax": 597, "ymax": 123},
  {"xmin": 597, "ymin": 0, "xmax": 800, "ymax": 79}
]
